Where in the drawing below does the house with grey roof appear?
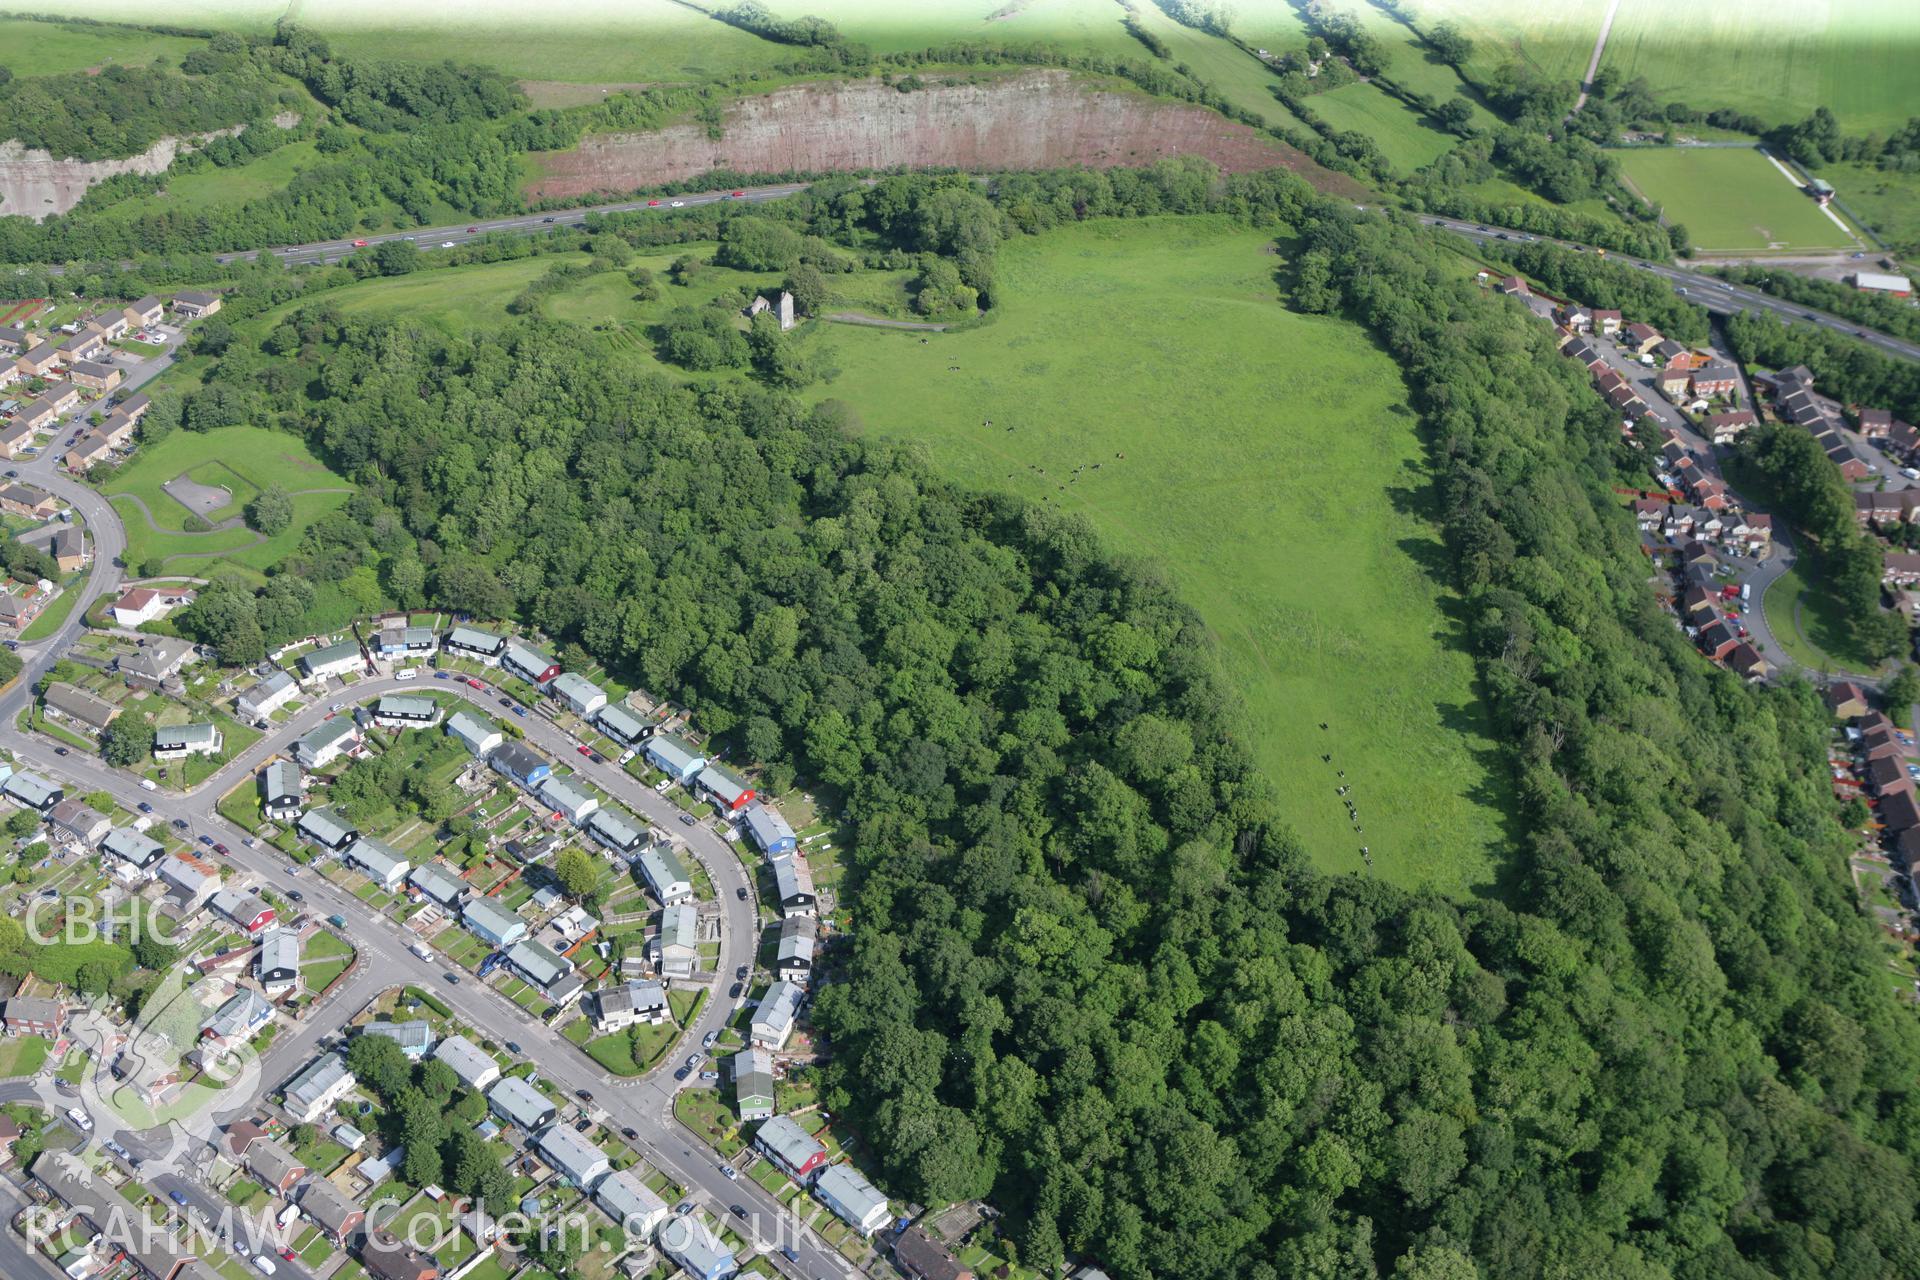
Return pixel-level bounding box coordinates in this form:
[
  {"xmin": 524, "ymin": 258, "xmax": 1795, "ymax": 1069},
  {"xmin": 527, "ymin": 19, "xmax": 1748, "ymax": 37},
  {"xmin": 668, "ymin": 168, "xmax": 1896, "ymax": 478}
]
[
  {"xmin": 697, "ymin": 763, "xmax": 754, "ymax": 814},
  {"xmin": 661, "ymin": 1216, "xmax": 736, "ymax": 1280},
  {"xmin": 442, "ymin": 625, "xmax": 505, "ymax": 662},
  {"xmin": 592, "ymin": 980, "xmax": 667, "ymax": 1032},
  {"xmin": 3, "ymin": 770, "xmax": 61, "ymax": 812},
  {"xmin": 773, "ymin": 856, "xmax": 816, "ymax": 919},
  {"xmin": 210, "ymin": 888, "xmax": 276, "ymax": 934},
  {"xmin": 464, "ymin": 897, "xmax": 529, "ymax": 949},
  {"xmin": 237, "ymin": 671, "xmax": 299, "ymax": 722},
  {"xmin": 656, "ymin": 902, "xmax": 699, "ymax": 979},
  {"xmin": 372, "ymin": 694, "xmax": 439, "ymax": 728},
  {"xmin": 153, "ymin": 722, "xmax": 222, "ymax": 759},
  {"xmin": 776, "ymin": 915, "xmax": 817, "ymax": 986},
  {"xmin": 586, "ymin": 806, "xmax": 646, "ymax": 855},
  {"xmin": 502, "ymin": 639, "xmax": 559, "ymax": 686},
  {"xmin": 489, "ymin": 740, "xmax": 550, "ymax": 788},
  {"xmin": 297, "ymin": 806, "xmax": 359, "ymax": 852},
  {"xmin": 345, "ymin": 837, "xmax": 410, "ymax": 889},
  {"xmin": 592, "ymin": 702, "xmax": 649, "ymax": 746},
  {"xmin": 487, "ymin": 1075, "xmax": 556, "ymax": 1131},
  {"xmin": 282, "ymin": 1052, "xmax": 355, "ymax": 1123},
  {"xmin": 203, "ymin": 989, "xmax": 274, "ymax": 1045},
  {"xmin": 409, "ymin": 861, "xmax": 466, "ymax": 907},
  {"xmin": 505, "ymin": 938, "xmax": 569, "ymax": 989},
  {"xmin": 537, "ymin": 774, "xmax": 599, "ymax": 824},
  {"xmin": 120, "ymin": 637, "xmax": 197, "ymax": 692},
  {"xmin": 644, "ymin": 732, "xmax": 705, "ymax": 781},
  {"xmin": 751, "ymin": 979, "xmax": 803, "ymax": 1051},
  {"xmin": 48, "ymin": 799, "xmax": 110, "ymax": 847},
  {"xmin": 754, "ymin": 1114, "xmax": 827, "ymax": 1182},
  {"xmin": 261, "ymin": 759, "xmax": 304, "ymax": 819},
  {"xmin": 295, "ymin": 718, "xmax": 361, "ymax": 770},
  {"xmin": 358, "ymin": 1020, "xmax": 434, "ymax": 1058},
  {"xmin": 735, "ymin": 1046, "xmax": 775, "ymax": 1121},
  {"xmin": 299, "ymin": 638, "xmax": 363, "ymax": 683},
  {"xmin": 244, "ymin": 1137, "xmax": 307, "ymax": 1194},
  {"xmin": 594, "ymin": 1167, "xmax": 668, "ymax": 1239},
  {"xmin": 639, "ymin": 846, "xmax": 693, "ymax": 906},
  {"xmin": 158, "ymin": 852, "xmax": 220, "ymax": 911},
  {"xmin": 298, "ymin": 1174, "xmax": 364, "ymax": 1244},
  {"xmin": 743, "ymin": 804, "xmax": 797, "ymax": 857},
  {"xmin": 375, "ymin": 625, "xmax": 436, "ymax": 658},
  {"xmin": 446, "ymin": 710, "xmax": 502, "ymax": 756},
  {"xmin": 43, "ymin": 681, "xmax": 119, "ymax": 734},
  {"xmin": 431, "ymin": 1034, "xmax": 500, "ymax": 1091},
  {"xmin": 101, "ymin": 825, "xmax": 165, "ymax": 872},
  {"xmin": 815, "ymin": 1162, "xmax": 891, "ymax": 1236},
  {"xmin": 256, "ymin": 928, "xmax": 302, "ymax": 997},
  {"xmin": 535, "ymin": 1123, "xmax": 610, "ymax": 1190},
  {"xmin": 548, "ymin": 671, "xmax": 606, "ymax": 716}
]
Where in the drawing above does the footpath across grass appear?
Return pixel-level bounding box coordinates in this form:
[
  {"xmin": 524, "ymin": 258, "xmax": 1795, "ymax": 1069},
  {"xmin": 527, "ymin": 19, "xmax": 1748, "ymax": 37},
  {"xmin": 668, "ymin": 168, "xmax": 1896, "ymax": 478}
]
[{"xmin": 810, "ymin": 215, "xmax": 1512, "ymax": 895}]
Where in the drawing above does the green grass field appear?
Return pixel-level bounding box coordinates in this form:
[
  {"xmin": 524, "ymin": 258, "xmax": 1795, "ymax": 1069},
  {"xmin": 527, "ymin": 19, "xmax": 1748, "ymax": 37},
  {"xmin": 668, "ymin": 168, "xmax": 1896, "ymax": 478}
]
[
  {"xmin": 1818, "ymin": 162, "xmax": 1920, "ymax": 254},
  {"xmin": 102, "ymin": 426, "xmax": 352, "ymax": 574},
  {"xmin": 807, "ymin": 216, "xmax": 1510, "ymax": 894},
  {"xmin": 1615, "ymin": 147, "xmax": 1860, "ymax": 252},
  {"xmin": 1762, "ymin": 558, "xmax": 1887, "ymax": 678},
  {"xmin": 251, "ymin": 254, "xmax": 589, "ymax": 336},
  {"xmin": 0, "ymin": 16, "xmax": 205, "ymax": 78},
  {"xmin": 97, "ymin": 142, "xmax": 325, "ymax": 222},
  {"xmin": 1598, "ymin": 0, "xmax": 1920, "ymax": 134},
  {"xmin": 1308, "ymin": 79, "xmax": 1461, "ymax": 173}
]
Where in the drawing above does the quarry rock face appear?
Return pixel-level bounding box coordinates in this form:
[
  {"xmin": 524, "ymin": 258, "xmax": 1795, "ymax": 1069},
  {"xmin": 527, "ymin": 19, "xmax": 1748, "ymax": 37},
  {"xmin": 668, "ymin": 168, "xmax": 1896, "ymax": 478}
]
[
  {"xmin": 527, "ymin": 70, "xmax": 1360, "ymax": 199},
  {"xmin": 0, "ymin": 136, "xmax": 189, "ymax": 220}
]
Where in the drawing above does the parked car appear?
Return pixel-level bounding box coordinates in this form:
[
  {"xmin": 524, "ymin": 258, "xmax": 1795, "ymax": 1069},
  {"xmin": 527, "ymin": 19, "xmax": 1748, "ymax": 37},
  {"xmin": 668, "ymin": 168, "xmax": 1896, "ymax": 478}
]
[
  {"xmin": 576, "ymin": 1088, "xmax": 593, "ymax": 1101},
  {"xmin": 252, "ymin": 1256, "xmax": 276, "ymax": 1276},
  {"xmin": 506, "ymin": 1041, "xmax": 522, "ymax": 1054},
  {"xmin": 730, "ymin": 983, "xmax": 742, "ymax": 999},
  {"xmin": 66, "ymin": 1107, "xmax": 93, "ymax": 1132},
  {"xmin": 736, "ymin": 886, "xmax": 747, "ymax": 900},
  {"xmin": 466, "ymin": 677, "xmax": 485, "ymax": 690},
  {"xmin": 704, "ymin": 1072, "xmax": 721, "ymax": 1083},
  {"xmin": 169, "ymin": 1190, "xmax": 189, "ymax": 1206},
  {"xmin": 674, "ymin": 1066, "xmax": 690, "ymax": 1080},
  {"xmin": 679, "ymin": 814, "xmax": 695, "ymax": 826},
  {"xmin": 328, "ymin": 914, "xmax": 347, "ymax": 928},
  {"xmin": 172, "ymin": 819, "xmax": 189, "ymax": 831},
  {"xmin": 499, "ymin": 697, "xmax": 514, "ymax": 709},
  {"xmin": 512, "ymin": 706, "xmax": 527, "ymax": 717},
  {"xmin": 574, "ymin": 1117, "xmax": 592, "ymax": 1132},
  {"xmin": 736, "ymin": 965, "xmax": 749, "ymax": 980},
  {"xmin": 53, "ymin": 747, "xmax": 67, "ymax": 756},
  {"xmin": 730, "ymin": 1205, "xmax": 747, "ymax": 1220},
  {"xmin": 198, "ymin": 835, "xmax": 214, "ymax": 847},
  {"xmin": 684, "ymin": 1054, "xmax": 701, "ymax": 1072},
  {"xmin": 577, "ymin": 745, "xmax": 592, "ymax": 757},
  {"xmin": 137, "ymin": 802, "xmax": 153, "ymax": 814},
  {"xmin": 703, "ymin": 1030, "xmax": 719, "ymax": 1049},
  {"xmin": 213, "ymin": 843, "xmax": 230, "ymax": 856}
]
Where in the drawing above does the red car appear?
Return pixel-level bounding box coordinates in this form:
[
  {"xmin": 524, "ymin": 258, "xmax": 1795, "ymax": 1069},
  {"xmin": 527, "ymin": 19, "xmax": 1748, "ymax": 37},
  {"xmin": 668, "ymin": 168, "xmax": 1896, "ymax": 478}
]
[
  {"xmin": 351, "ymin": 239, "xmax": 370, "ymax": 247},
  {"xmin": 731, "ymin": 190, "xmax": 745, "ymax": 197},
  {"xmin": 577, "ymin": 745, "xmax": 592, "ymax": 757},
  {"xmin": 279, "ymin": 1247, "xmax": 296, "ymax": 1262},
  {"xmin": 213, "ymin": 843, "xmax": 230, "ymax": 857},
  {"xmin": 466, "ymin": 677, "xmax": 485, "ymax": 691},
  {"xmin": 647, "ymin": 199, "xmax": 661, "ymax": 207},
  {"xmin": 467, "ymin": 226, "xmax": 479, "ymax": 233}
]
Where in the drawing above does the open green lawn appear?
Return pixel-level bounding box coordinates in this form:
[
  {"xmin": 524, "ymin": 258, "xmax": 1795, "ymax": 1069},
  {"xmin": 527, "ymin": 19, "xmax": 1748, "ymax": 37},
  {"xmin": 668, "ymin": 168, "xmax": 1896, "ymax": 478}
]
[
  {"xmin": 1596, "ymin": 0, "xmax": 1920, "ymax": 134},
  {"xmin": 0, "ymin": 1035, "xmax": 50, "ymax": 1078},
  {"xmin": 0, "ymin": 16, "xmax": 205, "ymax": 78},
  {"xmin": 1406, "ymin": 0, "xmax": 1597, "ymax": 88},
  {"xmin": 1761, "ymin": 557, "xmax": 1888, "ymax": 678},
  {"xmin": 1615, "ymin": 147, "xmax": 1861, "ymax": 252},
  {"xmin": 101, "ymin": 426, "xmax": 351, "ymax": 573},
  {"xmin": 97, "ymin": 142, "xmax": 325, "ymax": 221},
  {"xmin": 1819, "ymin": 162, "xmax": 1920, "ymax": 254},
  {"xmin": 20, "ymin": 580, "xmax": 86, "ymax": 643},
  {"xmin": 1305, "ymin": 80, "xmax": 1460, "ymax": 173},
  {"xmin": 807, "ymin": 216, "xmax": 1510, "ymax": 894},
  {"xmin": 254, "ymin": 253, "xmax": 589, "ymax": 337}
]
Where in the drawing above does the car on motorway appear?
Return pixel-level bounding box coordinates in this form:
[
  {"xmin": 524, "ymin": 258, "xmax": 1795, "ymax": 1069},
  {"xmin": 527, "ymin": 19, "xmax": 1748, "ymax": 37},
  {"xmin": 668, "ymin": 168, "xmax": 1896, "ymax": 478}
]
[
  {"xmin": 352, "ymin": 239, "xmax": 369, "ymax": 247},
  {"xmin": 441, "ymin": 241, "xmax": 455, "ymax": 248},
  {"xmin": 1804, "ymin": 312, "xmax": 1818, "ymax": 320},
  {"xmin": 169, "ymin": 1190, "xmax": 189, "ymax": 1206},
  {"xmin": 731, "ymin": 190, "xmax": 745, "ymax": 197},
  {"xmin": 542, "ymin": 216, "xmax": 555, "ymax": 223}
]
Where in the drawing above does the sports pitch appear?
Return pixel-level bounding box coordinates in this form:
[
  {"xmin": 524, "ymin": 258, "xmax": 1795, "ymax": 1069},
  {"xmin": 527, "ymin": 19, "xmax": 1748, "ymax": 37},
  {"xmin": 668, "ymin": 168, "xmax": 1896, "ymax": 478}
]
[{"xmin": 1615, "ymin": 147, "xmax": 1859, "ymax": 252}]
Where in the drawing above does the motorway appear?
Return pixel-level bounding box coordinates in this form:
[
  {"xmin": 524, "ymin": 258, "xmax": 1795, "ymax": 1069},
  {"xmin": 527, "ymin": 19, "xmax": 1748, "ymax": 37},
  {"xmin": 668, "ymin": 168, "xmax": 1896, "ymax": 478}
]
[{"xmin": 0, "ymin": 391, "xmax": 845, "ymax": 1276}]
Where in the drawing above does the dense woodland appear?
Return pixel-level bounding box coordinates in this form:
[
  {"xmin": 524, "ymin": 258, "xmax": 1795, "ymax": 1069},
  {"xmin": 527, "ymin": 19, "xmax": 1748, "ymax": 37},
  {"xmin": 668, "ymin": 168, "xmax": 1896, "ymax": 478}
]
[{"xmin": 136, "ymin": 166, "xmax": 1920, "ymax": 1278}]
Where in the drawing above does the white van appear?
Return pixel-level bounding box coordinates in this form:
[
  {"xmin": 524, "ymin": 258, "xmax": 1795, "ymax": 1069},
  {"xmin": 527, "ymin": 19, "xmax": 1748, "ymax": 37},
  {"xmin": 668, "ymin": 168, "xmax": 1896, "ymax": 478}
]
[
  {"xmin": 139, "ymin": 779, "xmax": 158, "ymax": 792},
  {"xmin": 65, "ymin": 1107, "xmax": 92, "ymax": 1132},
  {"xmin": 410, "ymin": 942, "xmax": 432, "ymax": 961},
  {"xmin": 252, "ymin": 1256, "xmax": 277, "ymax": 1276},
  {"xmin": 394, "ymin": 668, "xmax": 420, "ymax": 682}
]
